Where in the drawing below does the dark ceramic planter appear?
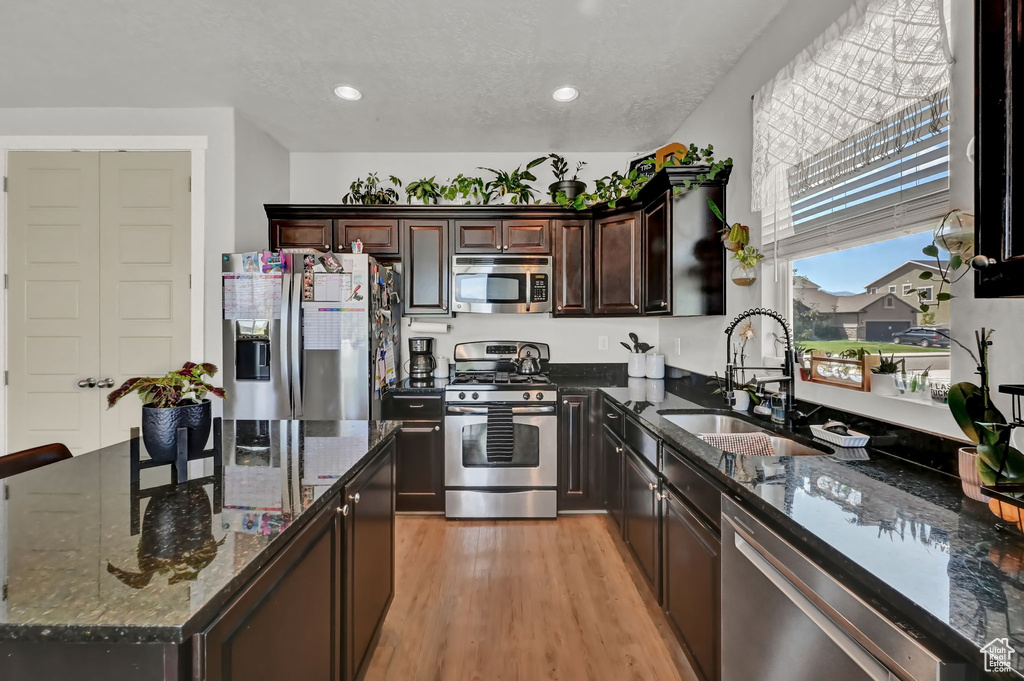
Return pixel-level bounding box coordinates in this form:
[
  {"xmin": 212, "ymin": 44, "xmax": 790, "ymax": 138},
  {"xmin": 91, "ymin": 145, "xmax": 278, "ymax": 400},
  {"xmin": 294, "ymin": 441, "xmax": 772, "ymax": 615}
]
[
  {"xmin": 142, "ymin": 400, "xmax": 212, "ymax": 462},
  {"xmin": 549, "ymin": 179, "xmax": 587, "ymax": 202}
]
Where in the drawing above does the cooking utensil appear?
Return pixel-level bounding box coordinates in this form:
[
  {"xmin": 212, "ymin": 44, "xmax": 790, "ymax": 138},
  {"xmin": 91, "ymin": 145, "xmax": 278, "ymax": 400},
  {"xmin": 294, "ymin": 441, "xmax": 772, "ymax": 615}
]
[
  {"xmin": 620, "ymin": 342, "xmax": 634, "ymax": 352},
  {"xmin": 629, "ymin": 333, "xmax": 640, "ymax": 351}
]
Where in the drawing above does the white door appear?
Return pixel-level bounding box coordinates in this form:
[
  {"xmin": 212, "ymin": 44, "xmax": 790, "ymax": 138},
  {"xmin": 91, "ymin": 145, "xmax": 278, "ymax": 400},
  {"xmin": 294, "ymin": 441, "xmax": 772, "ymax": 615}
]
[{"xmin": 6, "ymin": 151, "xmax": 191, "ymax": 455}]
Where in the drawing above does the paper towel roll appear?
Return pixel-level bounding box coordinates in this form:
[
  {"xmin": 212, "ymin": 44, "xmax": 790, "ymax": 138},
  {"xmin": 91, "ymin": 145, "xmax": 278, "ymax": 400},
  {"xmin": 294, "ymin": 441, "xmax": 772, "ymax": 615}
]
[{"xmin": 407, "ymin": 321, "xmax": 450, "ymax": 334}]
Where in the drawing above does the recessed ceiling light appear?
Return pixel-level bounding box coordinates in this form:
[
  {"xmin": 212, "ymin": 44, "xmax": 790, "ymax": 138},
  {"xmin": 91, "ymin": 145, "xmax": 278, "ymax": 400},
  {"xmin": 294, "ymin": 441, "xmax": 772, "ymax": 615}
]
[
  {"xmin": 552, "ymin": 86, "xmax": 578, "ymax": 102},
  {"xmin": 333, "ymin": 85, "xmax": 362, "ymax": 101}
]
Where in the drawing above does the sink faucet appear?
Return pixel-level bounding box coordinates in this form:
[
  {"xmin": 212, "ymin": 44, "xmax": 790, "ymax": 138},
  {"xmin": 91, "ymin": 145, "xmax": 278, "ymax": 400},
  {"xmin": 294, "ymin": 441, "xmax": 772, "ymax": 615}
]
[{"xmin": 724, "ymin": 307, "xmax": 795, "ymax": 418}]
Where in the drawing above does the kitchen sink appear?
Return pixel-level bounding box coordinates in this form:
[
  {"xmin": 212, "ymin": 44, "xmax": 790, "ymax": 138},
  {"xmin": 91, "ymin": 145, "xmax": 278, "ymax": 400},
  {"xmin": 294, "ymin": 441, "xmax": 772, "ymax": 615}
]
[{"xmin": 660, "ymin": 412, "xmax": 831, "ymax": 457}]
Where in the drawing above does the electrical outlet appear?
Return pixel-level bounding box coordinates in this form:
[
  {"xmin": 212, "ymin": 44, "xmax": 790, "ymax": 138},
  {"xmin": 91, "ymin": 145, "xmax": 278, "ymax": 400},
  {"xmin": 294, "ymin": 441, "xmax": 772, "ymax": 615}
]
[
  {"xmin": 598, "ymin": 336, "xmax": 609, "ymax": 351},
  {"xmin": 674, "ymin": 337, "xmax": 682, "ymax": 355}
]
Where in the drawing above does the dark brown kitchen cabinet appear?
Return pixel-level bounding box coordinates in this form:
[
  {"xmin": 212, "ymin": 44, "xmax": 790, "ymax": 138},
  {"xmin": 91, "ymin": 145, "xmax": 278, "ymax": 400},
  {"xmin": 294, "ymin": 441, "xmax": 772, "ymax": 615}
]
[
  {"xmin": 270, "ymin": 219, "xmax": 332, "ymax": 251},
  {"xmin": 552, "ymin": 219, "xmax": 591, "ymax": 315},
  {"xmin": 642, "ymin": 193, "xmax": 672, "ymax": 314},
  {"xmin": 199, "ymin": 496, "xmax": 342, "ymax": 681},
  {"xmin": 558, "ymin": 393, "xmax": 600, "ymax": 511},
  {"xmin": 343, "ymin": 439, "xmax": 396, "ymax": 681},
  {"xmin": 454, "ymin": 220, "xmax": 551, "ymax": 254},
  {"xmin": 603, "ymin": 426, "xmax": 625, "ymax": 534},
  {"xmin": 401, "ymin": 220, "xmax": 450, "ymax": 315},
  {"xmin": 662, "ymin": 488, "xmax": 720, "ymax": 681},
  {"xmin": 975, "ymin": 0, "xmax": 1024, "ymax": 297},
  {"xmin": 394, "ymin": 420, "xmax": 444, "ymax": 513},
  {"xmin": 624, "ymin": 449, "xmax": 661, "ymax": 600},
  {"xmin": 593, "ymin": 211, "xmax": 642, "ymax": 315},
  {"xmin": 334, "ymin": 219, "xmax": 400, "ymax": 256}
]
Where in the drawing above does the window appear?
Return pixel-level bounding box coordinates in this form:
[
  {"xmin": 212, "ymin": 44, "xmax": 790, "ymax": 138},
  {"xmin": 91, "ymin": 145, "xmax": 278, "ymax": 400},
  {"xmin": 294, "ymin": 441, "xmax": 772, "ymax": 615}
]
[
  {"xmin": 888, "ymin": 285, "xmax": 897, "ymax": 293},
  {"xmin": 869, "ymin": 287, "xmax": 878, "ymax": 294},
  {"xmin": 902, "ymin": 283, "xmax": 913, "ymax": 296},
  {"xmin": 884, "ymin": 296, "xmax": 895, "ymax": 309},
  {"xmin": 919, "ymin": 285, "xmax": 935, "ymax": 302}
]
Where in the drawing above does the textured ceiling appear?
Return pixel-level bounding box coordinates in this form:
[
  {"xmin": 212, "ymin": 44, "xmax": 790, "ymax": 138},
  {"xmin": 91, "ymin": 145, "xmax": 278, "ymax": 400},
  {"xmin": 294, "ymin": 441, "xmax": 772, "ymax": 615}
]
[{"xmin": 0, "ymin": 0, "xmax": 792, "ymax": 151}]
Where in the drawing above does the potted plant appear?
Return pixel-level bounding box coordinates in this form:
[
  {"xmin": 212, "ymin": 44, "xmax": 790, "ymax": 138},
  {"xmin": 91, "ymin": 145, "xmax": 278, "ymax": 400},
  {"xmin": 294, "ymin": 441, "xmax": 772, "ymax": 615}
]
[
  {"xmin": 107, "ymin": 362, "xmax": 225, "ymax": 463},
  {"xmin": 706, "ymin": 198, "xmax": 748, "ymax": 252},
  {"xmin": 730, "ymin": 246, "xmax": 764, "ymax": 286},
  {"xmin": 441, "ymin": 174, "xmax": 487, "ymax": 205},
  {"xmin": 870, "ymin": 352, "xmax": 903, "ymax": 396},
  {"xmin": 898, "ymin": 366, "xmax": 931, "ymax": 401},
  {"xmin": 479, "ymin": 157, "xmax": 547, "ymax": 204},
  {"xmin": 405, "ymin": 176, "xmax": 443, "ymax": 205},
  {"xmin": 547, "ymin": 154, "xmax": 587, "ymax": 202},
  {"xmin": 341, "ymin": 173, "xmax": 403, "ymax": 205},
  {"xmin": 620, "ymin": 333, "xmax": 653, "ymax": 378}
]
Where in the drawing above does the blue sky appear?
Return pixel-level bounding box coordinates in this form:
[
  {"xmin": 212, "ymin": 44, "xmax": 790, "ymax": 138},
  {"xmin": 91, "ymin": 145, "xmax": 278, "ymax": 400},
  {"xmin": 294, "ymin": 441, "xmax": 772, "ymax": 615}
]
[{"xmin": 793, "ymin": 232, "xmax": 934, "ymax": 293}]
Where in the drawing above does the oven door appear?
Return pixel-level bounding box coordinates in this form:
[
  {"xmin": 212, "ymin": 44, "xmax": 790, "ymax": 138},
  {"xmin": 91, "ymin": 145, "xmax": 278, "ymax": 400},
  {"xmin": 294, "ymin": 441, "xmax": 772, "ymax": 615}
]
[{"xmin": 444, "ymin": 405, "xmax": 557, "ymax": 487}]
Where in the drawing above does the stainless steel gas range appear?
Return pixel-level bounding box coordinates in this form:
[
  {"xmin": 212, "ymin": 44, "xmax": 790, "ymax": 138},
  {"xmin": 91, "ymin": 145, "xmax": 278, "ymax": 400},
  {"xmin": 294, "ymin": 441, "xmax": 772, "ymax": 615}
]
[{"xmin": 444, "ymin": 341, "xmax": 557, "ymax": 519}]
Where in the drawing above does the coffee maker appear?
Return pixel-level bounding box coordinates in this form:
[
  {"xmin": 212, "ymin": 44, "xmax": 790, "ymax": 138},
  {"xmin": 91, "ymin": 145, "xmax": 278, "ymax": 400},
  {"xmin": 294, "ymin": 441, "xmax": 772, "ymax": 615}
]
[{"xmin": 408, "ymin": 337, "xmax": 437, "ymax": 381}]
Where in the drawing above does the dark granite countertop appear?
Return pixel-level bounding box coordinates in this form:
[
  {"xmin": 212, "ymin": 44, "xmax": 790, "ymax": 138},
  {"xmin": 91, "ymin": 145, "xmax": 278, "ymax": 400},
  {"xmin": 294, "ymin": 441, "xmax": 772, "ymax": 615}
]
[
  {"xmin": 601, "ymin": 384, "xmax": 1024, "ymax": 676},
  {"xmin": 390, "ymin": 378, "xmax": 448, "ymax": 393},
  {"xmin": 0, "ymin": 419, "xmax": 398, "ymax": 644}
]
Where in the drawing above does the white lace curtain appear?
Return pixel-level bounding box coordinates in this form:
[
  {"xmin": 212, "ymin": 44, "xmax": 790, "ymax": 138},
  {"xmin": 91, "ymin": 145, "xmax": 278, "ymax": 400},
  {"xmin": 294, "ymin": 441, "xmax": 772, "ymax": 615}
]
[{"xmin": 752, "ymin": 0, "xmax": 953, "ymax": 243}]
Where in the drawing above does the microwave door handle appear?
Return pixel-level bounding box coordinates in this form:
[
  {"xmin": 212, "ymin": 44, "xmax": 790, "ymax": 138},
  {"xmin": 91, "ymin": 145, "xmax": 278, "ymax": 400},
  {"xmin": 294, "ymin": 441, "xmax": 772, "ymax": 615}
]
[{"xmin": 525, "ymin": 273, "xmax": 531, "ymax": 313}]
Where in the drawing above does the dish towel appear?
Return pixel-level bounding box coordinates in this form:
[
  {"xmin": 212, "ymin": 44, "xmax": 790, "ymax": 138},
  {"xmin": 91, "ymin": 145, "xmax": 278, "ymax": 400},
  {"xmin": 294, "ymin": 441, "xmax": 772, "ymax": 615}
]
[
  {"xmin": 486, "ymin": 404, "xmax": 515, "ymax": 463},
  {"xmin": 698, "ymin": 432, "xmax": 776, "ymax": 457}
]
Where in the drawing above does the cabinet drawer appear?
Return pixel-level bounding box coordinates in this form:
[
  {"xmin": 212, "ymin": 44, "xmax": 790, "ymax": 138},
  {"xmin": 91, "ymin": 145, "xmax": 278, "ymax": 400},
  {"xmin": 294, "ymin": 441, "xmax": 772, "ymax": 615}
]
[
  {"xmin": 662, "ymin": 444, "xmax": 722, "ymax": 532},
  {"xmin": 385, "ymin": 394, "xmax": 443, "ymax": 419},
  {"xmin": 624, "ymin": 416, "xmax": 658, "ymax": 468},
  {"xmin": 603, "ymin": 402, "xmax": 625, "ymax": 438}
]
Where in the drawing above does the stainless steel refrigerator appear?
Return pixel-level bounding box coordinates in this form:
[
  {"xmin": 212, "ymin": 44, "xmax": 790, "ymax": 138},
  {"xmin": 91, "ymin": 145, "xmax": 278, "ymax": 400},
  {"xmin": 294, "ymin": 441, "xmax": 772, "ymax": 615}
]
[{"xmin": 221, "ymin": 251, "xmax": 401, "ymax": 421}]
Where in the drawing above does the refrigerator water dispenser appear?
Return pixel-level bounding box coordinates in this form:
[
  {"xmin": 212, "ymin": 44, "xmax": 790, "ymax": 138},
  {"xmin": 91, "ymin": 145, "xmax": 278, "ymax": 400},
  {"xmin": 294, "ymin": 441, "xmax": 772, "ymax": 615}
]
[{"xmin": 235, "ymin": 319, "xmax": 271, "ymax": 381}]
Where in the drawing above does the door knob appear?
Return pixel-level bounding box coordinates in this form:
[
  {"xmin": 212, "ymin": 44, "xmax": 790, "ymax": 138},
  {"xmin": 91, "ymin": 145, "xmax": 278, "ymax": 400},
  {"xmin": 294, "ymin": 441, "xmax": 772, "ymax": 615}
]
[
  {"xmin": 97, "ymin": 378, "xmax": 115, "ymax": 388},
  {"xmin": 350, "ymin": 492, "xmax": 361, "ymax": 504},
  {"xmin": 78, "ymin": 378, "xmax": 97, "ymax": 388},
  {"xmin": 434, "ymin": 425, "xmax": 440, "ymax": 431}
]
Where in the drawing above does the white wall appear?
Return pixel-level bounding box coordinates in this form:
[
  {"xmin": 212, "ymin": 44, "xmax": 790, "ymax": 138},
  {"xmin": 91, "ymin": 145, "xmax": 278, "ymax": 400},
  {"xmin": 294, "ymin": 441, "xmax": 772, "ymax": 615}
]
[
  {"xmin": 0, "ymin": 107, "xmax": 235, "ymax": 369},
  {"xmin": 293, "ymin": 151, "xmax": 661, "ymax": 367},
  {"xmin": 235, "ymin": 112, "xmax": 289, "ymax": 252}
]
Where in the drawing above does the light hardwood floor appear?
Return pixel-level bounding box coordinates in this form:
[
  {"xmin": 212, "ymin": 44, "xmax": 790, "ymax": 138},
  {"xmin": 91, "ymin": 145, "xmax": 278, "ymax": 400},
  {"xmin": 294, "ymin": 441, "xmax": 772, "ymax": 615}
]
[{"xmin": 364, "ymin": 515, "xmax": 699, "ymax": 681}]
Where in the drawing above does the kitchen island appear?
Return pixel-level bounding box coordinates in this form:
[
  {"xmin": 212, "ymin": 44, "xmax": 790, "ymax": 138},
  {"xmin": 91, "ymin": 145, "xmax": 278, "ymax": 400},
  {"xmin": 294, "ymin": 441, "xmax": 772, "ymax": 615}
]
[{"xmin": 0, "ymin": 419, "xmax": 398, "ymax": 681}]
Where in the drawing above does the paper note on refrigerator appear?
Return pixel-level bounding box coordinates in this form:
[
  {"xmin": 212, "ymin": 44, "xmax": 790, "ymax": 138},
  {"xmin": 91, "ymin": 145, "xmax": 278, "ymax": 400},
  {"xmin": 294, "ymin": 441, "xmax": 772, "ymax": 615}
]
[
  {"xmin": 223, "ymin": 274, "xmax": 283, "ymax": 319},
  {"xmin": 303, "ymin": 307, "xmax": 344, "ymax": 350}
]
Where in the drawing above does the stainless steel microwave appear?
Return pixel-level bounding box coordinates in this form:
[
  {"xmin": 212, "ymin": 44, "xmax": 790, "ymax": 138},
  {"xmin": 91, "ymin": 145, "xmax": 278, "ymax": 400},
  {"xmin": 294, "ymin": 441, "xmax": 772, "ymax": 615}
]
[{"xmin": 451, "ymin": 255, "xmax": 552, "ymax": 314}]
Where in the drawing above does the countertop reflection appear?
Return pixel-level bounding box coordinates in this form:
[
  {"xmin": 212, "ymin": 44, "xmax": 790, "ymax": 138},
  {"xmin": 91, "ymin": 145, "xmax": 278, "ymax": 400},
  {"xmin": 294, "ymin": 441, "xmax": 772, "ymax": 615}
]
[{"xmin": 0, "ymin": 419, "xmax": 397, "ymax": 643}]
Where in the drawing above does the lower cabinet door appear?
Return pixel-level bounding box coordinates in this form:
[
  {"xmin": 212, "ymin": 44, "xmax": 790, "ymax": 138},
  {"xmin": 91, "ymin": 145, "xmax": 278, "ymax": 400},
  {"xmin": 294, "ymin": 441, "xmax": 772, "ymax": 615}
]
[
  {"xmin": 559, "ymin": 393, "xmax": 600, "ymax": 511},
  {"xmin": 624, "ymin": 450, "xmax": 661, "ymax": 599},
  {"xmin": 199, "ymin": 498, "xmax": 342, "ymax": 681},
  {"xmin": 663, "ymin": 489, "xmax": 720, "ymax": 681},
  {"xmin": 344, "ymin": 439, "xmax": 396, "ymax": 681},
  {"xmin": 603, "ymin": 428, "xmax": 625, "ymax": 533},
  {"xmin": 395, "ymin": 421, "xmax": 444, "ymax": 512}
]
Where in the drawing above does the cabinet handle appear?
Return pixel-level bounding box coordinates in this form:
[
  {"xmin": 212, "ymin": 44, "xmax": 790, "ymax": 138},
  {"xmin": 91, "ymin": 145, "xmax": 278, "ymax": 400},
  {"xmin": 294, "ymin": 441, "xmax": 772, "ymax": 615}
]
[
  {"xmin": 648, "ymin": 482, "xmax": 657, "ymax": 491},
  {"xmin": 442, "ymin": 302, "xmax": 448, "ymax": 311},
  {"xmin": 563, "ymin": 399, "xmax": 569, "ymax": 404},
  {"xmin": 633, "ymin": 304, "xmax": 639, "ymax": 309},
  {"xmin": 78, "ymin": 378, "xmax": 97, "ymax": 388},
  {"xmin": 350, "ymin": 492, "xmax": 361, "ymax": 504},
  {"xmin": 338, "ymin": 504, "xmax": 349, "ymax": 516},
  {"xmin": 971, "ymin": 255, "xmax": 996, "ymax": 269},
  {"xmin": 434, "ymin": 425, "xmax": 440, "ymax": 431},
  {"xmin": 557, "ymin": 305, "xmax": 563, "ymax": 311},
  {"xmin": 660, "ymin": 301, "xmax": 668, "ymax": 308},
  {"xmin": 615, "ymin": 446, "xmax": 623, "ymax": 453},
  {"xmin": 606, "ymin": 413, "xmax": 619, "ymax": 419},
  {"xmin": 503, "ymin": 244, "xmax": 509, "ymax": 250}
]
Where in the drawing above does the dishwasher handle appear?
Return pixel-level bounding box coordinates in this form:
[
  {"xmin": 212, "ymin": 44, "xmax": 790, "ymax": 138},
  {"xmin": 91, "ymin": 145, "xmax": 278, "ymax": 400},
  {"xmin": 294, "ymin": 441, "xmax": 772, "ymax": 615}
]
[{"xmin": 733, "ymin": 532, "xmax": 892, "ymax": 681}]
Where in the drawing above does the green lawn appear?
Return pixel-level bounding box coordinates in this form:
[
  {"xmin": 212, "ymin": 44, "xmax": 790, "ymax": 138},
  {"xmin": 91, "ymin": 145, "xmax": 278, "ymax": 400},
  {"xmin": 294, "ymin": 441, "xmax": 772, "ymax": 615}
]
[{"xmin": 796, "ymin": 340, "xmax": 948, "ymax": 354}]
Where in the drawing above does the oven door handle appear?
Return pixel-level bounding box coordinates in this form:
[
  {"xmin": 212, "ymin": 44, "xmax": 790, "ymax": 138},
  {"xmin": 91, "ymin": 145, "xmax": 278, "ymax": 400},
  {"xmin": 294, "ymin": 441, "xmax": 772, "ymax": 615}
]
[{"xmin": 446, "ymin": 405, "xmax": 555, "ymax": 415}]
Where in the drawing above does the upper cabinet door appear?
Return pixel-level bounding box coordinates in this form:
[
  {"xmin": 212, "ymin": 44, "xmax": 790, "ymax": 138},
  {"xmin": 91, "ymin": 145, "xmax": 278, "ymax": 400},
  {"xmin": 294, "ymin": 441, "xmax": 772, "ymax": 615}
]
[
  {"xmin": 454, "ymin": 220, "xmax": 502, "ymax": 253},
  {"xmin": 642, "ymin": 194, "xmax": 672, "ymax": 314},
  {"xmin": 334, "ymin": 219, "xmax": 400, "ymax": 256},
  {"xmin": 593, "ymin": 211, "xmax": 642, "ymax": 315},
  {"xmin": 402, "ymin": 220, "xmax": 451, "ymax": 315},
  {"xmin": 975, "ymin": 0, "xmax": 1024, "ymax": 297},
  {"xmin": 503, "ymin": 220, "xmax": 551, "ymax": 253},
  {"xmin": 270, "ymin": 219, "xmax": 331, "ymax": 251},
  {"xmin": 552, "ymin": 219, "xmax": 591, "ymax": 316}
]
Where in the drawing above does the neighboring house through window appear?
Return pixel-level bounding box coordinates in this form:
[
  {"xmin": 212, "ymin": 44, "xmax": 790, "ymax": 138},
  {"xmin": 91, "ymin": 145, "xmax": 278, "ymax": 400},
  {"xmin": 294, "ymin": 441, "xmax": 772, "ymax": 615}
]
[
  {"xmin": 902, "ymin": 283, "xmax": 913, "ymax": 296},
  {"xmin": 889, "ymin": 285, "xmax": 897, "ymax": 293},
  {"xmin": 884, "ymin": 296, "xmax": 895, "ymax": 309}
]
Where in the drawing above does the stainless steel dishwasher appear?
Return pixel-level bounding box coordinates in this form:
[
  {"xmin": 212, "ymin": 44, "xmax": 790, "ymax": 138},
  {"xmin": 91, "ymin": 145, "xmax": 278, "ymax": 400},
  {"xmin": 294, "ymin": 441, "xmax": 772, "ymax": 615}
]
[{"xmin": 721, "ymin": 497, "xmax": 964, "ymax": 681}]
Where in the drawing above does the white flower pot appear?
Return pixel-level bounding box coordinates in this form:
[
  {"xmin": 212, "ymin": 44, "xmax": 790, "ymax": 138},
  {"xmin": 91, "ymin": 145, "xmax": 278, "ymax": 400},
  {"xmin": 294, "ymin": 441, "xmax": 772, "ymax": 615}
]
[
  {"xmin": 870, "ymin": 373, "xmax": 898, "ymax": 396},
  {"xmin": 958, "ymin": 447, "xmax": 991, "ymax": 503},
  {"xmin": 628, "ymin": 353, "xmax": 646, "ymax": 378},
  {"xmin": 731, "ymin": 390, "xmax": 751, "ymax": 412}
]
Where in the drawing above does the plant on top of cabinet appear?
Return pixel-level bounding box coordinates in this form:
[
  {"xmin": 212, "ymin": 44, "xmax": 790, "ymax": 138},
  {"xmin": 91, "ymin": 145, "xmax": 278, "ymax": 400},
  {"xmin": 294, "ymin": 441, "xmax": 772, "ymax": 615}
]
[
  {"xmin": 479, "ymin": 157, "xmax": 547, "ymax": 204},
  {"xmin": 441, "ymin": 174, "xmax": 488, "ymax": 205},
  {"xmin": 547, "ymin": 153, "xmax": 587, "ymax": 202},
  {"xmin": 661, "ymin": 143, "xmax": 734, "ymax": 191},
  {"xmin": 405, "ymin": 176, "xmax": 443, "ymax": 205},
  {"xmin": 557, "ymin": 168, "xmax": 650, "ymax": 210},
  {"xmin": 342, "ymin": 173, "xmax": 403, "ymax": 205}
]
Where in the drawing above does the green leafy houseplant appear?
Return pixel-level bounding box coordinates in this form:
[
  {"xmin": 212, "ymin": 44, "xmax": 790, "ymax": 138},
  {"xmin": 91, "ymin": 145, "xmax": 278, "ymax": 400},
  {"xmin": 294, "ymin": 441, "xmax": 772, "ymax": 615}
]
[
  {"xmin": 342, "ymin": 173, "xmax": 403, "ymax": 205},
  {"xmin": 441, "ymin": 174, "xmax": 487, "ymax": 205},
  {"xmin": 871, "ymin": 352, "xmax": 904, "ymax": 375},
  {"xmin": 479, "ymin": 157, "xmax": 547, "ymax": 204},
  {"xmin": 661, "ymin": 143, "xmax": 734, "ymax": 192},
  {"xmin": 733, "ymin": 245, "xmax": 764, "ymax": 269},
  {"xmin": 910, "ymin": 211, "xmax": 975, "ymax": 314},
  {"xmin": 108, "ymin": 362, "xmax": 226, "ymax": 462},
  {"xmin": 405, "ymin": 176, "xmax": 443, "ymax": 204}
]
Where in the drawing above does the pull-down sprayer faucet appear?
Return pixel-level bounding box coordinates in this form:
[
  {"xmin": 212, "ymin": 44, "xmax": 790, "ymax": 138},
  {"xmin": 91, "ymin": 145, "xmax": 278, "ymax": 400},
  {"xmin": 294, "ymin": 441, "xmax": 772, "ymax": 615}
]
[{"xmin": 723, "ymin": 308, "xmax": 795, "ymax": 419}]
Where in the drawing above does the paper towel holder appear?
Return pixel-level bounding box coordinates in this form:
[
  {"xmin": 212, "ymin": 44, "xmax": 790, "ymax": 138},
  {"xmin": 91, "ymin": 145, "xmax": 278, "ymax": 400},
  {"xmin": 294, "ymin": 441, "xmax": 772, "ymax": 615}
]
[{"xmin": 406, "ymin": 318, "xmax": 451, "ymax": 334}]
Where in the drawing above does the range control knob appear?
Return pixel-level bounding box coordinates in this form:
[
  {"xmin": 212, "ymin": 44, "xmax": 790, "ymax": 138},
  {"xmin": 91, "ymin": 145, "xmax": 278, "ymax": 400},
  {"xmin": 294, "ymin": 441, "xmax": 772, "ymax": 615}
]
[
  {"xmin": 471, "ymin": 392, "xmax": 479, "ymax": 400},
  {"xmin": 458, "ymin": 392, "xmax": 466, "ymax": 400},
  {"xmin": 536, "ymin": 392, "xmax": 543, "ymax": 400},
  {"xmin": 523, "ymin": 392, "xmax": 531, "ymax": 400}
]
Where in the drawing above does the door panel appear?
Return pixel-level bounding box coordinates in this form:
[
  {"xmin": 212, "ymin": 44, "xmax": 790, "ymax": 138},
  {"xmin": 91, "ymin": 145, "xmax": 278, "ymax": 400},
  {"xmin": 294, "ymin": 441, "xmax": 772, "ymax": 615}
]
[
  {"xmin": 99, "ymin": 152, "xmax": 191, "ymax": 447},
  {"xmin": 401, "ymin": 220, "xmax": 450, "ymax": 315},
  {"xmin": 593, "ymin": 212, "xmax": 642, "ymax": 315},
  {"xmin": 642, "ymin": 194, "xmax": 671, "ymax": 314},
  {"xmin": 7, "ymin": 151, "xmax": 102, "ymax": 455},
  {"xmin": 454, "ymin": 220, "xmax": 502, "ymax": 253},
  {"xmin": 270, "ymin": 219, "xmax": 331, "ymax": 251},
  {"xmin": 624, "ymin": 450, "xmax": 661, "ymax": 599},
  {"xmin": 334, "ymin": 219, "xmax": 399, "ymax": 256},
  {"xmin": 503, "ymin": 220, "xmax": 550, "ymax": 253},
  {"xmin": 552, "ymin": 219, "xmax": 591, "ymax": 315}
]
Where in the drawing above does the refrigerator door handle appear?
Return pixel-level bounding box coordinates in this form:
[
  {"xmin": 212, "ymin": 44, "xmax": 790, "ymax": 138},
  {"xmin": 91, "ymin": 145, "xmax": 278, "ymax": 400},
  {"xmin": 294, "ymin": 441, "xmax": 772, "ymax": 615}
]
[
  {"xmin": 290, "ymin": 271, "xmax": 303, "ymax": 417},
  {"xmin": 279, "ymin": 272, "xmax": 292, "ymax": 412}
]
